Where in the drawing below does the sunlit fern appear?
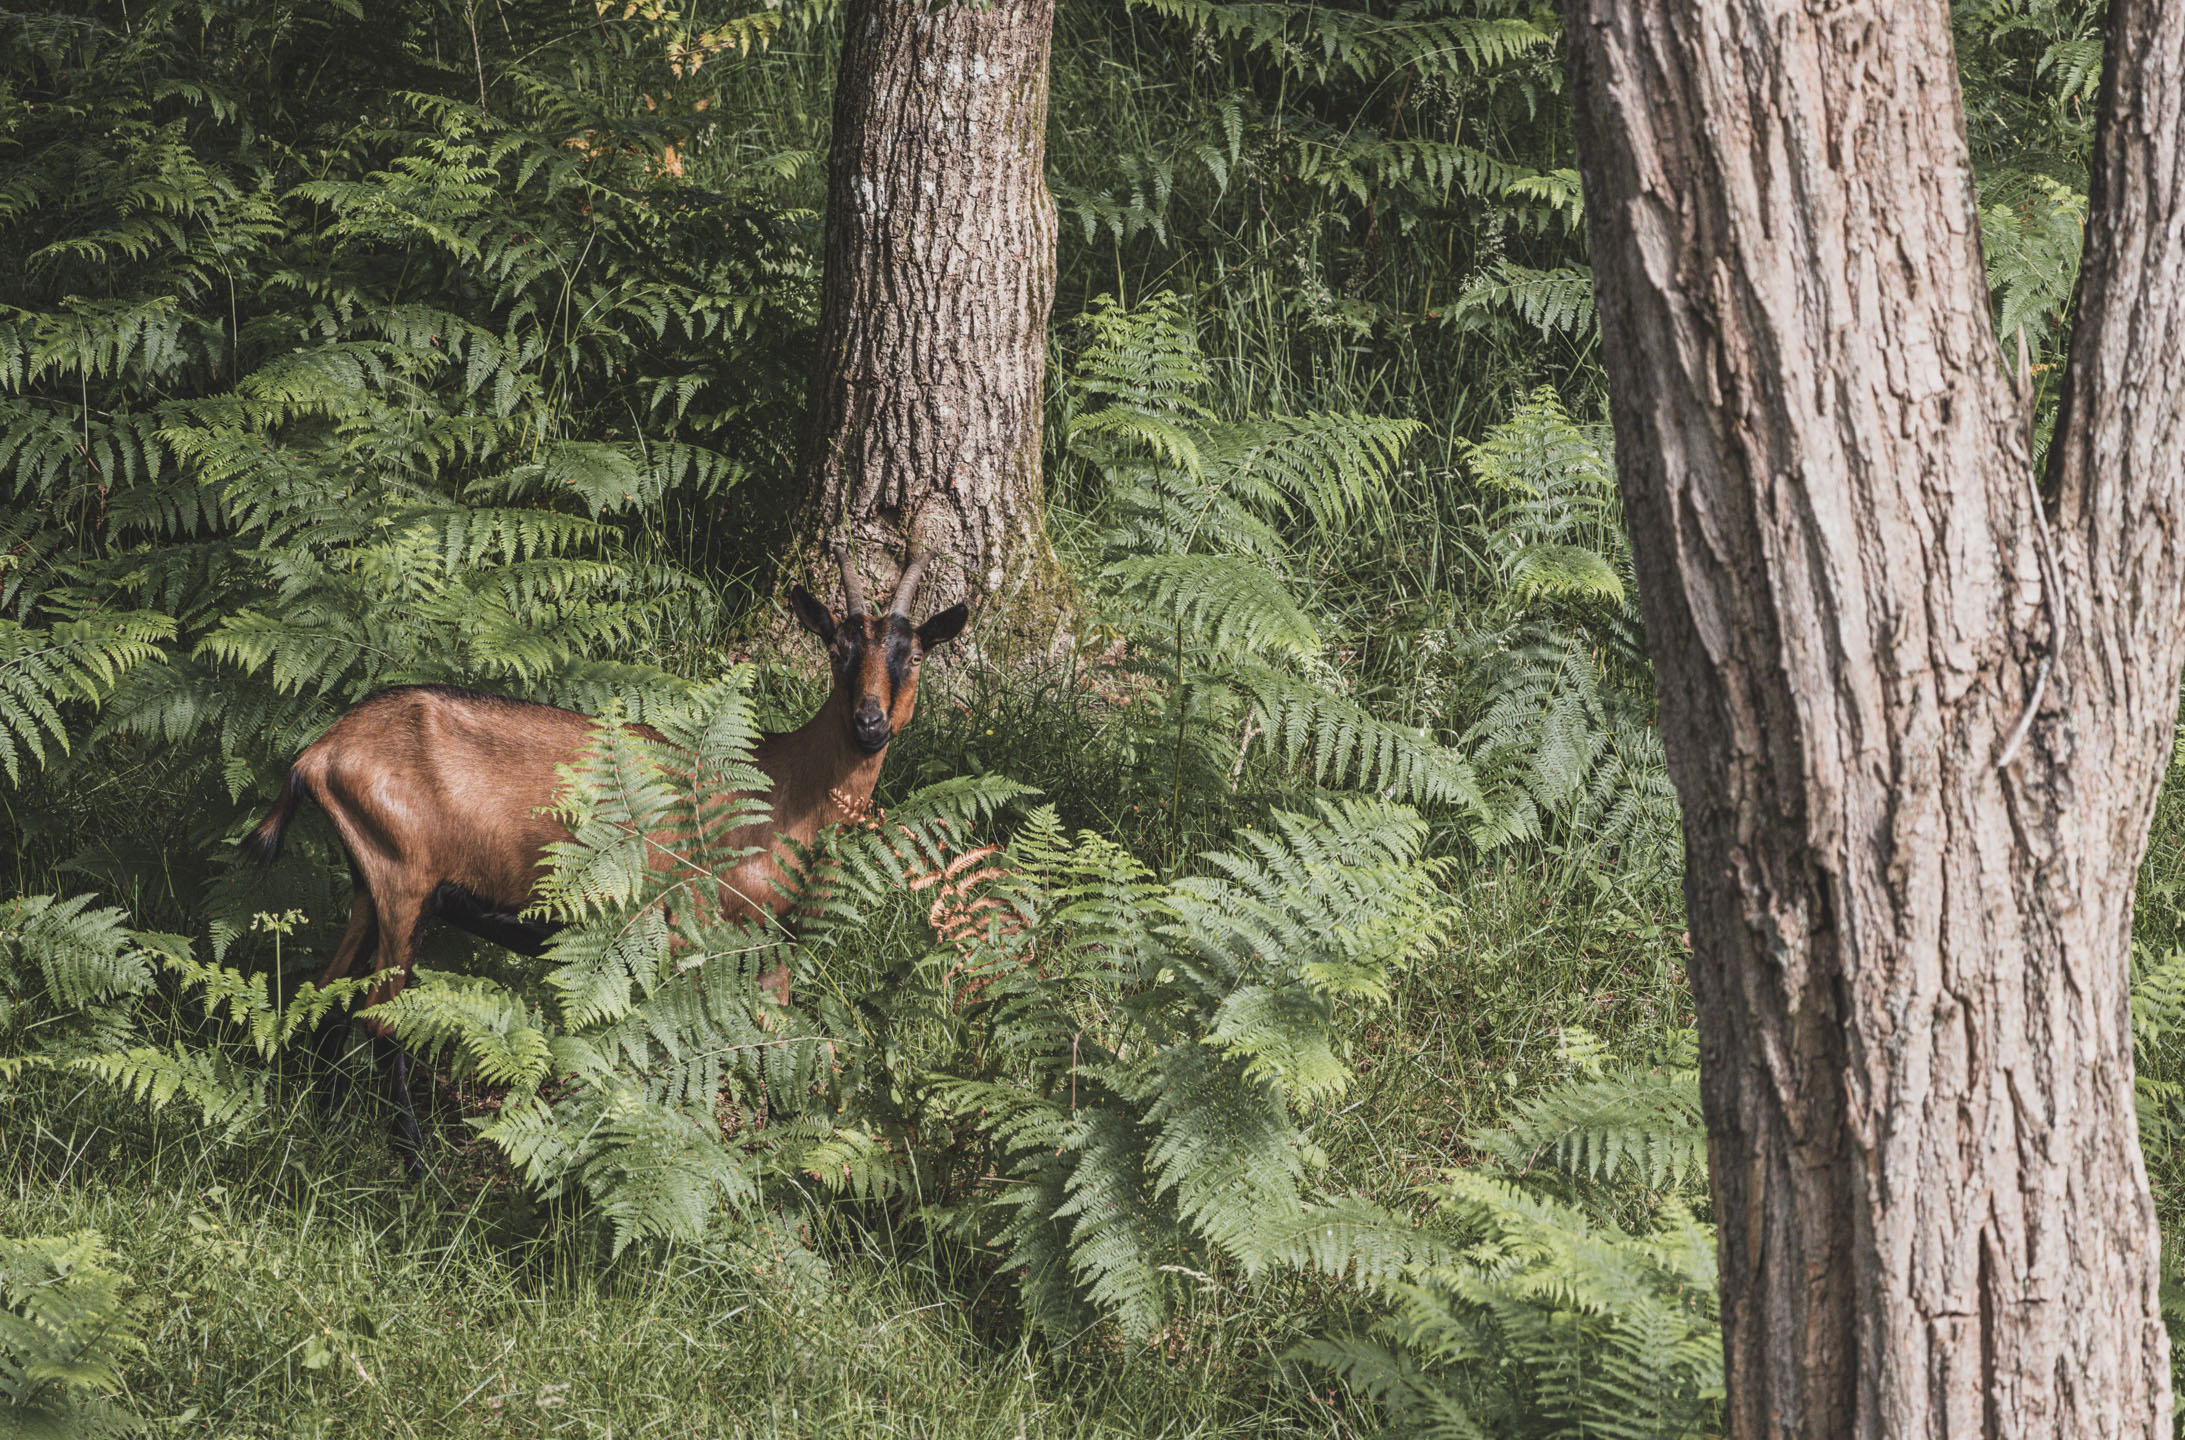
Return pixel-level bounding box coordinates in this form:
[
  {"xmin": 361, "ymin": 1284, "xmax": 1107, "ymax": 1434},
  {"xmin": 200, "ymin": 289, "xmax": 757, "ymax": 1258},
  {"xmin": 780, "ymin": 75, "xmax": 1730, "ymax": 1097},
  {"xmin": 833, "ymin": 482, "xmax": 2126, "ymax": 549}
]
[
  {"xmin": 1441, "ymin": 388, "xmax": 1676, "ymax": 866},
  {"xmin": 0, "ymin": 1231, "xmax": 142, "ymax": 1439},
  {"xmin": 1294, "ymin": 1034, "xmax": 1718, "ymax": 1440},
  {"xmin": 1066, "ymin": 292, "xmax": 1484, "ymax": 816}
]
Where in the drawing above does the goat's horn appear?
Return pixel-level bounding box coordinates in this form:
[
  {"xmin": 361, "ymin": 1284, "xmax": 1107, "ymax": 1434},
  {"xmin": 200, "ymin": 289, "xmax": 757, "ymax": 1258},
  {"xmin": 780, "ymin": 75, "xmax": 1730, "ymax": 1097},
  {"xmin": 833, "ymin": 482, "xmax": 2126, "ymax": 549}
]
[
  {"xmin": 837, "ymin": 541, "xmax": 868, "ymax": 617},
  {"xmin": 887, "ymin": 533, "xmax": 935, "ymax": 618}
]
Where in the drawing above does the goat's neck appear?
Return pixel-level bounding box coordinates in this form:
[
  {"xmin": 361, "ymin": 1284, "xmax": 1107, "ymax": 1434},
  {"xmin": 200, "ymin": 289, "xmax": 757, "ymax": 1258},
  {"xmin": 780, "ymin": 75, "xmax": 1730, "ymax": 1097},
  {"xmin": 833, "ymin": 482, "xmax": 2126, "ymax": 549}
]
[{"xmin": 756, "ymin": 689, "xmax": 888, "ymax": 844}]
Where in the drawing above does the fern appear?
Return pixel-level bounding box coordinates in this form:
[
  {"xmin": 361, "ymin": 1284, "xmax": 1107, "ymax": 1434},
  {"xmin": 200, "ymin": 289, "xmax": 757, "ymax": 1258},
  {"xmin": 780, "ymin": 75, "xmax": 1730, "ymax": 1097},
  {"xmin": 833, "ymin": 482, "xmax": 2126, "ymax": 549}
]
[
  {"xmin": 1443, "ymin": 262, "xmax": 1597, "ymax": 340},
  {"xmin": 0, "ymin": 0, "xmax": 805, "ymax": 878},
  {"xmin": 1132, "ymin": 4, "xmax": 1556, "ymax": 80},
  {"xmin": 2133, "ymin": 945, "xmax": 2185, "ymax": 1150},
  {"xmin": 0, "ymin": 894, "xmax": 172, "ymax": 1060},
  {"xmin": 0, "ymin": 885, "xmax": 380, "ymax": 1134},
  {"xmin": 0, "ymin": 617, "xmax": 173, "ymax": 783},
  {"xmin": 1955, "ymin": 0, "xmax": 2101, "ymax": 449},
  {"xmin": 1067, "ymin": 293, "xmax": 1481, "ymax": 814},
  {"xmin": 1342, "ymin": 1177, "xmax": 1720, "ymax": 1440},
  {"xmin": 0, "ymin": 1233, "xmax": 140, "ymax": 1440},
  {"xmin": 1431, "ymin": 389, "xmax": 1677, "ymax": 865},
  {"xmin": 1076, "ymin": 2, "xmax": 1563, "ymax": 249},
  {"xmin": 1295, "ymin": 1045, "xmax": 1720, "ymax": 1440},
  {"xmin": 1980, "ymin": 170, "xmax": 2086, "ymax": 352},
  {"xmin": 1103, "ymin": 555, "xmax": 1321, "ymax": 658},
  {"xmin": 898, "ymin": 797, "xmax": 1459, "ymax": 1336},
  {"xmin": 1477, "ymin": 1066, "xmax": 1707, "ymax": 1193}
]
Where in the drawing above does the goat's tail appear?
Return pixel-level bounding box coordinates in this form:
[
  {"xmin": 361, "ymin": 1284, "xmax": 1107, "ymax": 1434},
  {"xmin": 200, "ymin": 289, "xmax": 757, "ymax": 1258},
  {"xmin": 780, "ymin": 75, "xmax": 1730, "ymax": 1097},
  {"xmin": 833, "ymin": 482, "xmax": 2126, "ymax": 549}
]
[{"xmin": 243, "ymin": 767, "xmax": 311, "ymax": 865}]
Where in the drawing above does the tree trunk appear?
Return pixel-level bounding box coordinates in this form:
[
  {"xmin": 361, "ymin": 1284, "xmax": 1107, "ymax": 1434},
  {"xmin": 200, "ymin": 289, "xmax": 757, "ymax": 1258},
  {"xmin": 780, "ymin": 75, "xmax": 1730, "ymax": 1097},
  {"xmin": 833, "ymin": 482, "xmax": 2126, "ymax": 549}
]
[
  {"xmin": 1564, "ymin": 1, "xmax": 2185, "ymax": 1434},
  {"xmin": 790, "ymin": 0, "xmax": 1066, "ymax": 643}
]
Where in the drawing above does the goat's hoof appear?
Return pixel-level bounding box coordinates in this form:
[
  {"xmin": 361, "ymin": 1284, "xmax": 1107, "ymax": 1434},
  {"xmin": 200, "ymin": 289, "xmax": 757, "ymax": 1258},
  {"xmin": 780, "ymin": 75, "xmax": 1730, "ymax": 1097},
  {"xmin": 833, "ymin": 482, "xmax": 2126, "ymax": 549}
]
[{"xmin": 391, "ymin": 1124, "xmax": 429, "ymax": 1179}]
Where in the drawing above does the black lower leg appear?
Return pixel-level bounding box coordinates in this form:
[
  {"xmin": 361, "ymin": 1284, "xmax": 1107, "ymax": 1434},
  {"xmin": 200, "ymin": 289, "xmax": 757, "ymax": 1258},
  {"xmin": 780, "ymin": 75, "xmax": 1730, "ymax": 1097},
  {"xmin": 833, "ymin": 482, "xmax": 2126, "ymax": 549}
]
[
  {"xmin": 313, "ymin": 1008, "xmax": 354, "ymax": 1110},
  {"xmin": 374, "ymin": 1032, "xmax": 427, "ymax": 1176}
]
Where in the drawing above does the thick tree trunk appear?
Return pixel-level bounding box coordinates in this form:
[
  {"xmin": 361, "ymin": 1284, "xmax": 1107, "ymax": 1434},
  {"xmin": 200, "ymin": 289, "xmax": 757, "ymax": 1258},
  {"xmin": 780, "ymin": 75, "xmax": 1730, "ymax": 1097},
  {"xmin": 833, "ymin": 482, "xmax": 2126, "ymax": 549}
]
[
  {"xmin": 1564, "ymin": 1, "xmax": 2185, "ymax": 1435},
  {"xmin": 790, "ymin": 0, "xmax": 1066, "ymax": 643}
]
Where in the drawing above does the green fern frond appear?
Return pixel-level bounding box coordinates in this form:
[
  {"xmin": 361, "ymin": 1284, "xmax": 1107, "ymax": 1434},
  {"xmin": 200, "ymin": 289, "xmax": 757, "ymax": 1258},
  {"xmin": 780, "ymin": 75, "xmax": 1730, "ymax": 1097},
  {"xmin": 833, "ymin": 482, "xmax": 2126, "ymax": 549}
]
[
  {"xmin": 1252, "ymin": 1196, "xmax": 1459, "ymax": 1287},
  {"xmin": 770, "ymin": 1119, "xmax": 909, "ymax": 1202},
  {"xmin": 0, "ymin": 894, "xmax": 174, "ymax": 1060},
  {"xmin": 1068, "ymin": 406, "xmax": 1207, "ymax": 475},
  {"xmin": 1233, "ymin": 663, "xmax": 1482, "ymax": 807},
  {"xmin": 0, "ymin": 1232, "xmax": 141, "ymax": 1439},
  {"xmin": 1505, "ymin": 544, "xmax": 1624, "ymax": 604},
  {"xmin": 2133, "ymin": 947, "xmax": 2185, "ymax": 1147},
  {"xmin": 1200, "ymin": 411, "xmax": 1421, "ymax": 532},
  {"xmin": 1039, "ymin": 1100, "xmax": 1182, "ymax": 1336},
  {"xmin": 1068, "ymin": 290, "xmax": 1214, "ymax": 419},
  {"xmin": 1130, "ymin": 4, "xmax": 1552, "ymax": 81},
  {"xmin": 1296, "ymin": 1166, "xmax": 1720, "ymax": 1440},
  {"xmin": 60, "ymin": 1047, "xmax": 273, "ymax": 1133},
  {"xmin": 1979, "ymin": 170, "xmax": 2085, "ymax": 350},
  {"xmin": 0, "ymin": 615, "xmax": 174, "ymax": 782},
  {"xmin": 1477, "ymin": 1067, "xmax": 1707, "ymax": 1191},
  {"xmin": 1444, "ymin": 263, "xmax": 1596, "ymax": 339},
  {"xmin": 370, "ymin": 971, "xmax": 555, "ymax": 1093},
  {"xmin": 1104, "ymin": 554, "xmax": 1320, "ymax": 657}
]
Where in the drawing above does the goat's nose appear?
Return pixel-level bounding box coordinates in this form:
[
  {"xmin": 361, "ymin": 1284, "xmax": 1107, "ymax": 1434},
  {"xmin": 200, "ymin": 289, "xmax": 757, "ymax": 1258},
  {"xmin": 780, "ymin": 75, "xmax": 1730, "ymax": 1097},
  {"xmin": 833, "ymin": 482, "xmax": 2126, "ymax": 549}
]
[{"xmin": 853, "ymin": 701, "xmax": 890, "ymax": 748}]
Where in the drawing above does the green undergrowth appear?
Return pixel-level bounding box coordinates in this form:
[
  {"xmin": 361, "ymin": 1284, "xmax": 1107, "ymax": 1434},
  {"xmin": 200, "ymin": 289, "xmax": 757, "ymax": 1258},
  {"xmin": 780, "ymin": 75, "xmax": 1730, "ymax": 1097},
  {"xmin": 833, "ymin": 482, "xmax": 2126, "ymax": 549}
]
[
  {"xmin": 6, "ymin": 1089, "xmax": 1341, "ymax": 1439},
  {"xmin": 0, "ymin": 833, "xmax": 1701, "ymax": 1440},
  {"xmin": 2124, "ymin": 732, "xmax": 2185, "ymax": 1370}
]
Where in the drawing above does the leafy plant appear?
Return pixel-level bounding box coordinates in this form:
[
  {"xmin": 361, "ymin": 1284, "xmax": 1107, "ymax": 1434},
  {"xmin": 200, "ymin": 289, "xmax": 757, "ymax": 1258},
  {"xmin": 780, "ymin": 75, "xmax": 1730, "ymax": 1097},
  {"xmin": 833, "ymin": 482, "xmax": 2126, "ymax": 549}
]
[
  {"xmin": 1065, "ymin": 291, "xmax": 1485, "ymax": 830},
  {"xmin": 1298, "ymin": 1034, "xmax": 1719, "ymax": 1440},
  {"xmin": 1053, "ymin": 0, "xmax": 1583, "ymax": 377},
  {"xmin": 0, "ymin": 1232, "xmax": 140, "ymax": 1439},
  {"xmin": 915, "ymin": 796, "xmax": 1459, "ymax": 1337},
  {"xmin": 0, "ymin": 888, "xmax": 370, "ymax": 1133},
  {"xmin": 0, "ymin": 0, "xmax": 811, "ymax": 924},
  {"xmin": 1435, "ymin": 388, "xmax": 1675, "ymax": 867},
  {"xmin": 0, "ymin": 893, "xmax": 168, "ymax": 1061}
]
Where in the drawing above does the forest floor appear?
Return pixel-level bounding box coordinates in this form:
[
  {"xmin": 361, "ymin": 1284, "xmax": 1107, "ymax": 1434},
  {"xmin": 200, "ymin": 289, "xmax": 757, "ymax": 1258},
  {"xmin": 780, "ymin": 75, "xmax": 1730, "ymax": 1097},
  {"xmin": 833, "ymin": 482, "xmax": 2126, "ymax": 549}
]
[
  {"xmin": 7, "ymin": 826, "xmax": 1696, "ymax": 1439},
  {"xmin": 16, "ymin": 681, "xmax": 2185, "ymax": 1438}
]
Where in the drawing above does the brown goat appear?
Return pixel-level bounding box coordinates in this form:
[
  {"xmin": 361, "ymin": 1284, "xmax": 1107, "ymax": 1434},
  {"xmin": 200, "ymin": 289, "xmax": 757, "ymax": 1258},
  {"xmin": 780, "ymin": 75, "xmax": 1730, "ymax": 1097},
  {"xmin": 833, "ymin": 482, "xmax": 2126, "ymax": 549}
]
[{"xmin": 244, "ymin": 544, "xmax": 966, "ymax": 1170}]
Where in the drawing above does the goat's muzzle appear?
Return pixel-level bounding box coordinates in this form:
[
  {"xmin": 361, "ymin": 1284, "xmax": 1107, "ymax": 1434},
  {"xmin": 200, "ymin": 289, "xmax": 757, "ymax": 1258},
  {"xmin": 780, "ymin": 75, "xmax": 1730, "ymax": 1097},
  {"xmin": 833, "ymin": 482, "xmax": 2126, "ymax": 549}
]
[{"xmin": 852, "ymin": 701, "xmax": 891, "ymax": 753}]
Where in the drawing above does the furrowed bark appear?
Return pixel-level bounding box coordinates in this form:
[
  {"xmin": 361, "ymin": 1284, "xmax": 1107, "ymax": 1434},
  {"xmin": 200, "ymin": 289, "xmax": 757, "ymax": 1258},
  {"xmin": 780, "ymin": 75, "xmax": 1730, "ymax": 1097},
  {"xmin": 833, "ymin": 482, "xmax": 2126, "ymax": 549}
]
[
  {"xmin": 1563, "ymin": 0, "xmax": 2185, "ymax": 1434},
  {"xmin": 790, "ymin": 0, "xmax": 1067, "ymax": 643}
]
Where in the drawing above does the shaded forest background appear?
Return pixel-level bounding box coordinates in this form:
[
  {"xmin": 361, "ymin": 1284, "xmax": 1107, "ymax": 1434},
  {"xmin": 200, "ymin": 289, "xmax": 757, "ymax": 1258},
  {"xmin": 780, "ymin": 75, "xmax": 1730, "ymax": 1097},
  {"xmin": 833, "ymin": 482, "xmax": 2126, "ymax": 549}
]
[{"xmin": 1, "ymin": 2, "xmax": 2170, "ymax": 1437}]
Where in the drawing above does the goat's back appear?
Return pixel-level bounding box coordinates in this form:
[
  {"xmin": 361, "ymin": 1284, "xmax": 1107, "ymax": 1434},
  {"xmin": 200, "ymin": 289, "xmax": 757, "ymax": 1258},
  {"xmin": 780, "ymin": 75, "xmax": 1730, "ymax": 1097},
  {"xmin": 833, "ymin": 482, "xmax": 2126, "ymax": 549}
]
[{"xmin": 296, "ymin": 685, "xmax": 627, "ymax": 910}]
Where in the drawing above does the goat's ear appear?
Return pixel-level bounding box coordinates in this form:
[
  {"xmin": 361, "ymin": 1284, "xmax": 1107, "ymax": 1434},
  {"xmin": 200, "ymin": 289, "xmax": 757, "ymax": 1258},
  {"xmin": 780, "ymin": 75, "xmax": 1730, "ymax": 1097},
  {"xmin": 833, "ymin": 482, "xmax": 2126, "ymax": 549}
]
[
  {"xmin": 788, "ymin": 587, "xmax": 836, "ymax": 642},
  {"xmin": 915, "ymin": 603, "xmax": 969, "ymax": 652}
]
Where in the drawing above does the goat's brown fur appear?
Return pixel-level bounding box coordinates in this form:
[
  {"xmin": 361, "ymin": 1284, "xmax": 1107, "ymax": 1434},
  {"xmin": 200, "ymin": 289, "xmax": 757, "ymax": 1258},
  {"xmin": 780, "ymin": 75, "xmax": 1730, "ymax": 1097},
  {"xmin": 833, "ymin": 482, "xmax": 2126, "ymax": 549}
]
[{"xmin": 247, "ymin": 569, "xmax": 966, "ymax": 1169}]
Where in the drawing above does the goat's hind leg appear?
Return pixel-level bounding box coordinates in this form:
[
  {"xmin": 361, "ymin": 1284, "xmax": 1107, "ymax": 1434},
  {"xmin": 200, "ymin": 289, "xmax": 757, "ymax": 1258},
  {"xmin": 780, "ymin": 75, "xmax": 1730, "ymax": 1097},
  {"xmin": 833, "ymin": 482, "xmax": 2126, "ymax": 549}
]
[
  {"xmin": 357, "ymin": 885, "xmax": 432, "ymax": 1178},
  {"xmin": 373, "ymin": 1032, "xmax": 425, "ymax": 1178},
  {"xmin": 311, "ymin": 884, "xmax": 380, "ymax": 1111}
]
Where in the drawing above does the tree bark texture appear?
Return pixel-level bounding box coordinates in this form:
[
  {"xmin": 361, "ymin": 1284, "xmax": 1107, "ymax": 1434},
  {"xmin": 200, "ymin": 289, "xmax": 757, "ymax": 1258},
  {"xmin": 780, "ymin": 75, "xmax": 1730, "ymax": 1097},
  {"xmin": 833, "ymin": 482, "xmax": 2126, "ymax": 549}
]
[
  {"xmin": 1565, "ymin": 1, "xmax": 2185, "ymax": 1435},
  {"xmin": 791, "ymin": 0, "xmax": 1064, "ymax": 640}
]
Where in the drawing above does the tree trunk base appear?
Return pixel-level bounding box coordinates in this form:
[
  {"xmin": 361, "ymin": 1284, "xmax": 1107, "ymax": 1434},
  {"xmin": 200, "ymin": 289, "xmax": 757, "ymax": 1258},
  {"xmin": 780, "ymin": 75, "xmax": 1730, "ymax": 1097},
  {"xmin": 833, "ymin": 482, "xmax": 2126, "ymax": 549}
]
[{"xmin": 784, "ymin": 0, "xmax": 1068, "ymax": 650}]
